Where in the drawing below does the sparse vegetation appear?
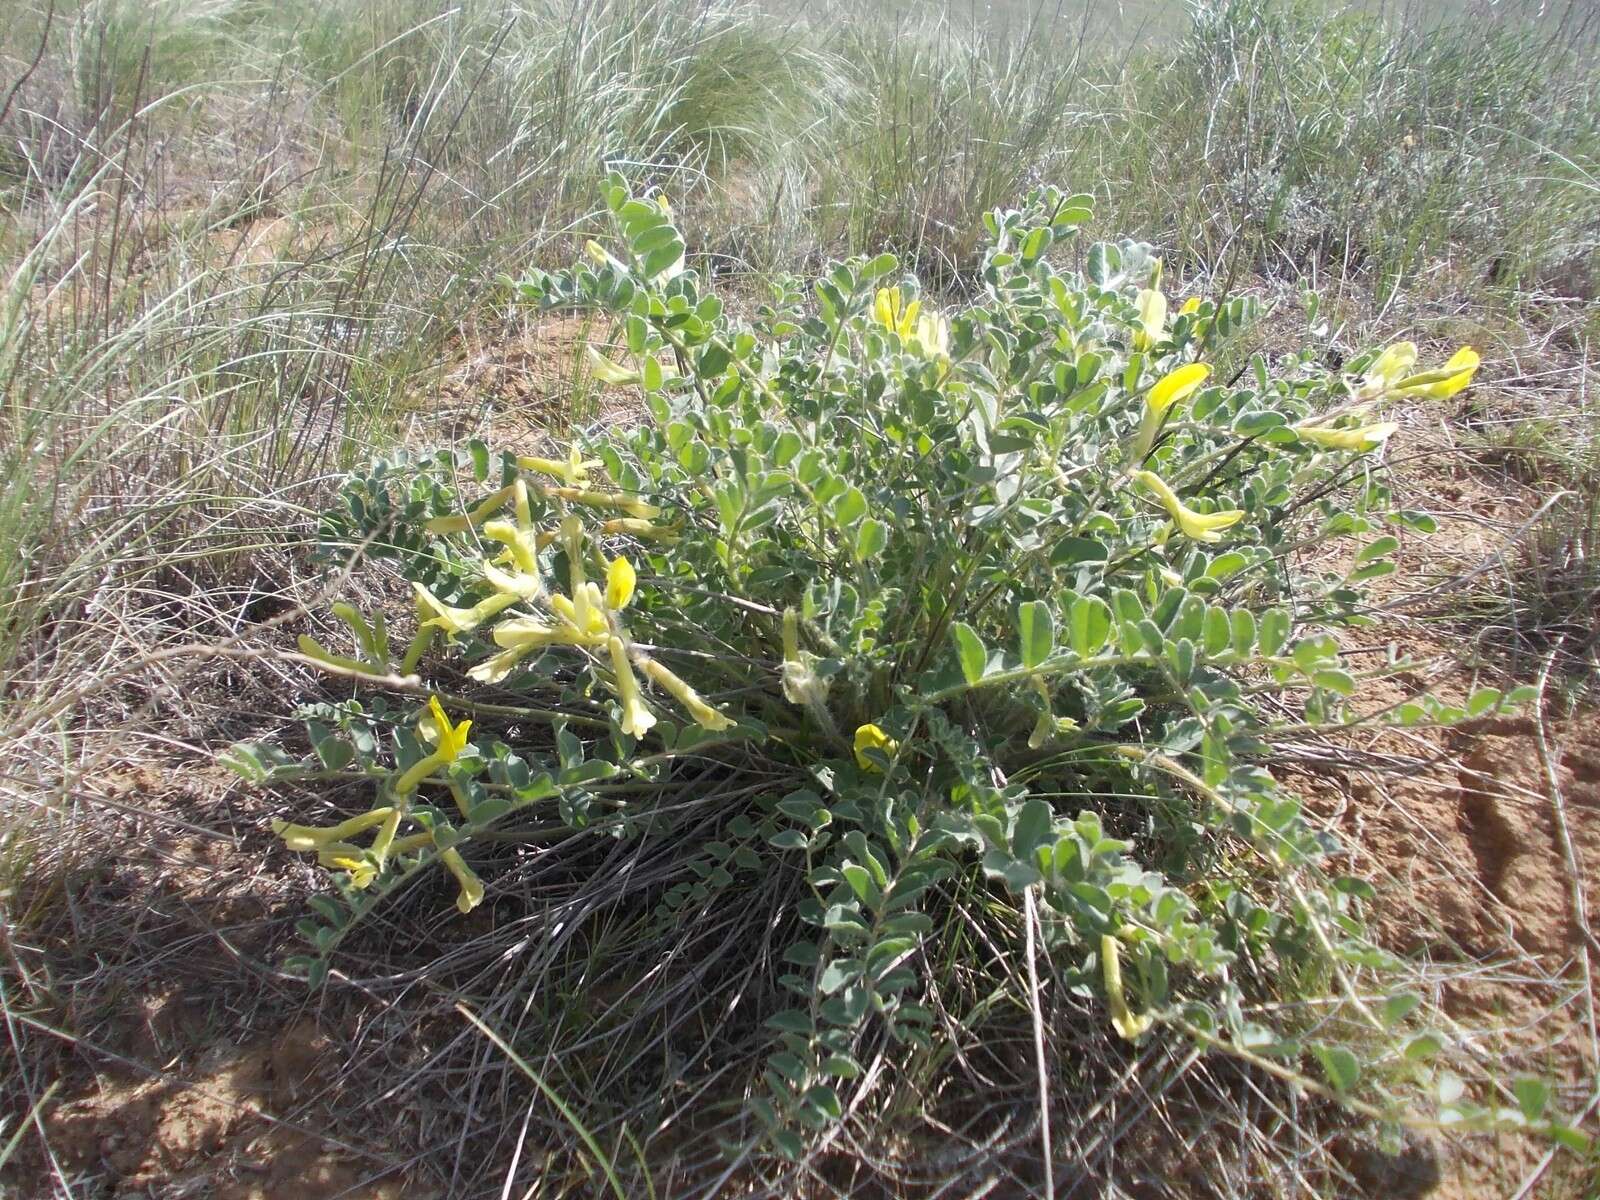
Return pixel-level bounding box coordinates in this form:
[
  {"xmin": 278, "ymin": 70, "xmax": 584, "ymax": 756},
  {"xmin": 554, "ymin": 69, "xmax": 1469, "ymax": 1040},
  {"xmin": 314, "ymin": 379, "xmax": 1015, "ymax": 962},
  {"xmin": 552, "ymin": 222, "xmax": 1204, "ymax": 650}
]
[{"xmin": 2, "ymin": 1, "xmax": 1597, "ymax": 1197}]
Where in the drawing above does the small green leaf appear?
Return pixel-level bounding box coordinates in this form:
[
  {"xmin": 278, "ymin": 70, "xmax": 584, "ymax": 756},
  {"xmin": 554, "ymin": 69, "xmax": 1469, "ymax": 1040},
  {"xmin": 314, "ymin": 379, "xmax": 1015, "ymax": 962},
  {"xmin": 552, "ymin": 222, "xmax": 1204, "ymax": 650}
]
[
  {"xmin": 1069, "ymin": 596, "xmax": 1112, "ymax": 657},
  {"xmin": 1313, "ymin": 1044, "xmax": 1361, "ymax": 1092},
  {"xmin": 1018, "ymin": 601, "xmax": 1055, "ymax": 669},
  {"xmin": 951, "ymin": 623, "xmax": 986, "ymax": 686},
  {"xmin": 1513, "ymin": 1077, "xmax": 1550, "ymax": 1122}
]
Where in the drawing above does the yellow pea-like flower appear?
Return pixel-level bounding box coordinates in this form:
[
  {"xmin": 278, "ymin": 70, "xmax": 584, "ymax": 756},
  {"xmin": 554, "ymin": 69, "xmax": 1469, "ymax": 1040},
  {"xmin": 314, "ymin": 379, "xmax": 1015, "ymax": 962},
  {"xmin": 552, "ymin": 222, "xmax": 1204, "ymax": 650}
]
[
  {"xmin": 273, "ymin": 807, "xmax": 395, "ymax": 853},
  {"xmin": 1132, "ymin": 470, "xmax": 1244, "ymax": 544},
  {"xmin": 873, "ymin": 287, "xmax": 921, "ymax": 340},
  {"xmin": 913, "ymin": 310, "xmax": 951, "ymax": 360},
  {"xmin": 1178, "ymin": 296, "xmax": 1202, "ymax": 315},
  {"xmin": 1368, "ymin": 341, "xmax": 1418, "ymax": 385},
  {"xmin": 608, "ymin": 636, "xmax": 656, "ymax": 738},
  {"xmin": 394, "ymin": 698, "xmax": 472, "ymax": 795},
  {"xmin": 549, "ymin": 487, "xmax": 661, "ymax": 520},
  {"xmin": 439, "ymin": 848, "xmax": 484, "ymax": 914},
  {"xmin": 1134, "ymin": 287, "xmax": 1167, "ymax": 350},
  {"xmin": 481, "ymin": 560, "xmax": 543, "ymax": 602},
  {"xmin": 1294, "ymin": 420, "xmax": 1399, "ymax": 452},
  {"xmin": 1147, "ymin": 362, "xmax": 1211, "ymax": 415},
  {"xmin": 1393, "ymin": 346, "xmax": 1480, "ymax": 399},
  {"xmin": 424, "ymin": 484, "xmax": 517, "ymax": 534},
  {"xmin": 639, "ymin": 657, "xmax": 734, "ymax": 732},
  {"xmin": 1133, "ymin": 363, "xmax": 1211, "ymax": 461},
  {"xmin": 853, "ymin": 723, "xmax": 899, "ymax": 772},
  {"xmin": 1101, "ymin": 934, "xmax": 1153, "ymax": 1041},
  {"xmin": 518, "ymin": 446, "xmax": 604, "ymax": 487},
  {"xmin": 586, "ymin": 346, "xmax": 640, "ymax": 386},
  {"xmin": 606, "ymin": 555, "xmax": 636, "ymax": 611},
  {"xmin": 482, "ymin": 520, "xmax": 542, "ymax": 575},
  {"xmin": 601, "ymin": 517, "xmax": 681, "ymax": 542},
  {"xmin": 412, "ymin": 584, "xmax": 518, "ymax": 638}
]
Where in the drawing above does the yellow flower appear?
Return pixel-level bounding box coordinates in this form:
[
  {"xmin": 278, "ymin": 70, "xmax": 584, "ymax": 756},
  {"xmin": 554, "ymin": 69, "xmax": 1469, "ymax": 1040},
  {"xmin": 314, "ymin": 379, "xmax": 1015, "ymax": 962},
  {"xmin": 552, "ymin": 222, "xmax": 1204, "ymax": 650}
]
[
  {"xmin": 394, "ymin": 698, "xmax": 472, "ymax": 794},
  {"xmin": 482, "ymin": 520, "xmax": 542, "ymax": 575},
  {"xmin": 518, "ymin": 446, "xmax": 604, "ymax": 487},
  {"xmin": 601, "ymin": 517, "xmax": 681, "ymax": 542},
  {"xmin": 439, "ymin": 848, "xmax": 484, "ymax": 914},
  {"xmin": 481, "ymin": 560, "xmax": 543, "ymax": 603},
  {"xmin": 1132, "ymin": 470, "xmax": 1244, "ymax": 544},
  {"xmin": 639, "ymin": 657, "xmax": 734, "ymax": 732},
  {"xmin": 1134, "ymin": 287, "xmax": 1167, "ymax": 350},
  {"xmin": 608, "ymin": 636, "xmax": 656, "ymax": 738},
  {"xmin": 1101, "ymin": 934, "xmax": 1153, "ymax": 1041},
  {"xmin": 492, "ymin": 616, "xmax": 581, "ymax": 649},
  {"xmin": 1367, "ymin": 341, "xmax": 1418, "ymax": 387},
  {"xmin": 412, "ymin": 583, "xmax": 518, "ymax": 639},
  {"xmin": 606, "ymin": 555, "xmax": 636, "ymax": 611},
  {"xmin": 853, "ymin": 723, "xmax": 899, "ymax": 772},
  {"xmin": 549, "ymin": 487, "xmax": 661, "ymax": 519},
  {"xmin": 873, "ymin": 287, "xmax": 921, "ymax": 340},
  {"xmin": 317, "ymin": 845, "xmax": 377, "ymax": 889},
  {"xmin": 1133, "ymin": 363, "xmax": 1212, "ymax": 459},
  {"xmin": 586, "ymin": 346, "xmax": 640, "ymax": 386},
  {"xmin": 273, "ymin": 807, "xmax": 395, "ymax": 853},
  {"xmin": 1294, "ymin": 420, "xmax": 1399, "ymax": 452},
  {"xmin": 425, "ymin": 484, "xmax": 517, "ymax": 534},
  {"xmin": 1392, "ymin": 346, "xmax": 1480, "ymax": 399},
  {"xmin": 1147, "ymin": 362, "xmax": 1210, "ymax": 415},
  {"xmin": 1178, "ymin": 296, "xmax": 1202, "ymax": 315},
  {"xmin": 913, "ymin": 310, "xmax": 950, "ymax": 360},
  {"xmin": 547, "ymin": 593, "xmax": 608, "ymax": 639}
]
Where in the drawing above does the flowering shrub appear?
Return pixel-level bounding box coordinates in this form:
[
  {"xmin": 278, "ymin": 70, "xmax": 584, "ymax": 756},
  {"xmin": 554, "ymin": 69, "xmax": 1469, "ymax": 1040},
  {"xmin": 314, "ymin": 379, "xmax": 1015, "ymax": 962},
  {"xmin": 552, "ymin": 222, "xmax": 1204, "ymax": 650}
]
[{"xmin": 230, "ymin": 179, "xmax": 1590, "ymax": 1158}]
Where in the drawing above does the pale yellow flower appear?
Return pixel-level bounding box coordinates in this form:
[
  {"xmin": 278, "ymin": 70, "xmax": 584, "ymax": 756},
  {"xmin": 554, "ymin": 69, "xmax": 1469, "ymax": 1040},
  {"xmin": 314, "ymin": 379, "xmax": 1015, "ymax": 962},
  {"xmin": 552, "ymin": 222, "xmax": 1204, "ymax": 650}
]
[
  {"xmin": 1133, "ymin": 363, "xmax": 1212, "ymax": 459},
  {"xmin": 609, "ymin": 636, "xmax": 656, "ymax": 738},
  {"xmin": 412, "ymin": 583, "xmax": 518, "ymax": 638},
  {"xmin": 639, "ymin": 657, "xmax": 734, "ymax": 732},
  {"xmin": 1134, "ymin": 287, "xmax": 1167, "ymax": 350},
  {"xmin": 1101, "ymin": 934, "xmax": 1153, "ymax": 1041},
  {"xmin": 1392, "ymin": 346, "xmax": 1479, "ymax": 399},
  {"xmin": 1294, "ymin": 420, "xmax": 1399, "ymax": 452},
  {"xmin": 439, "ymin": 848, "xmax": 484, "ymax": 914},
  {"xmin": 1132, "ymin": 470, "xmax": 1244, "ymax": 544}
]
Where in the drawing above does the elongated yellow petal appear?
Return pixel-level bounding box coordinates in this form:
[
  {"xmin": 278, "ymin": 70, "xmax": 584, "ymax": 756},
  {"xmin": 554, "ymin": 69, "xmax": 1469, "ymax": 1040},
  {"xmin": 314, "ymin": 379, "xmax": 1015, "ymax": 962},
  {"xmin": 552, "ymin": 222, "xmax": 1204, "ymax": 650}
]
[
  {"xmin": 481, "ymin": 560, "xmax": 542, "ymax": 601},
  {"xmin": 602, "ymin": 517, "xmax": 680, "ymax": 542},
  {"xmin": 483, "ymin": 520, "xmax": 541, "ymax": 575},
  {"xmin": 549, "ymin": 488, "xmax": 661, "ymax": 519},
  {"xmin": 1135, "ymin": 287, "xmax": 1167, "ymax": 349},
  {"xmin": 272, "ymin": 806, "xmax": 396, "ymax": 852},
  {"xmin": 1132, "ymin": 469, "xmax": 1243, "ymax": 544},
  {"xmin": 586, "ymin": 346, "xmax": 640, "ymax": 385},
  {"xmin": 439, "ymin": 848, "xmax": 484, "ymax": 914},
  {"xmin": 1394, "ymin": 346, "xmax": 1479, "ymax": 399},
  {"xmin": 639, "ymin": 657, "xmax": 734, "ymax": 732},
  {"xmin": 874, "ymin": 287, "xmax": 895, "ymax": 332},
  {"xmin": 1147, "ymin": 362, "xmax": 1211, "ymax": 414},
  {"xmin": 1294, "ymin": 421, "xmax": 1398, "ymax": 452},
  {"xmin": 1178, "ymin": 296, "xmax": 1202, "ymax": 315},
  {"xmin": 492, "ymin": 616, "xmax": 600, "ymax": 649},
  {"xmin": 425, "ymin": 484, "xmax": 517, "ymax": 534},
  {"xmin": 1369, "ymin": 341, "xmax": 1418, "ymax": 385},
  {"xmin": 606, "ymin": 556, "xmax": 636, "ymax": 611},
  {"xmin": 608, "ymin": 636, "xmax": 656, "ymax": 738},
  {"xmin": 1101, "ymin": 935, "xmax": 1153, "ymax": 1041},
  {"xmin": 412, "ymin": 584, "xmax": 517, "ymax": 637},
  {"xmin": 468, "ymin": 645, "xmax": 532, "ymax": 684}
]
